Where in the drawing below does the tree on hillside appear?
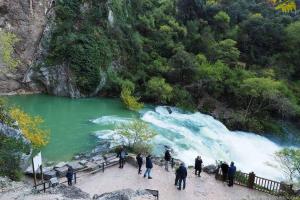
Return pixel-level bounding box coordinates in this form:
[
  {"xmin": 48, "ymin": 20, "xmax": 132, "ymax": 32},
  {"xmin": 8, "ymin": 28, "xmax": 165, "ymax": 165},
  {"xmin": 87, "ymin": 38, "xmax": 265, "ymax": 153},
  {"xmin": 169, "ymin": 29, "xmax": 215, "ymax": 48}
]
[
  {"xmin": 285, "ymin": 21, "xmax": 300, "ymax": 79},
  {"xmin": 120, "ymin": 80, "xmax": 144, "ymax": 111},
  {"xmin": 210, "ymin": 39, "xmax": 240, "ymax": 65},
  {"xmin": 9, "ymin": 108, "xmax": 49, "ymax": 148},
  {"xmin": 275, "ymin": 148, "xmax": 300, "ymax": 182},
  {"xmin": 268, "ymin": 0, "xmax": 298, "ymax": 12},
  {"xmin": 239, "ymin": 77, "xmax": 297, "ymax": 121},
  {"xmin": 146, "ymin": 77, "xmax": 173, "ymax": 103},
  {"xmin": 0, "ymin": 31, "xmax": 20, "ymax": 71}
]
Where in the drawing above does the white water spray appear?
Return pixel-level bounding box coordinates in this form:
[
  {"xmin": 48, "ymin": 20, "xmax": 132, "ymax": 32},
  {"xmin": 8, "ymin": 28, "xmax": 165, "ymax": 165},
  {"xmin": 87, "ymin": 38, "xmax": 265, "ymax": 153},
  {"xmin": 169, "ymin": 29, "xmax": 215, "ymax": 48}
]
[{"xmin": 92, "ymin": 106, "xmax": 285, "ymax": 180}]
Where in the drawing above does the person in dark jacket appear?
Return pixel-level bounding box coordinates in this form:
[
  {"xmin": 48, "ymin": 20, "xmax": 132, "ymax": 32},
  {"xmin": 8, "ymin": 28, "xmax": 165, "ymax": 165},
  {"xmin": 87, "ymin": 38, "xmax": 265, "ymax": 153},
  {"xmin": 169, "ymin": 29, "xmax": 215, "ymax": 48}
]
[
  {"xmin": 228, "ymin": 162, "xmax": 236, "ymax": 187},
  {"xmin": 221, "ymin": 161, "xmax": 229, "ymax": 182},
  {"xmin": 136, "ymin": 153, "xmax": 143, "ymax": 174},
  {"xmin": 164, "ymin": 149, "xmax": 171, "ymax": 171},
  {"xmin": 177, "ymin": 163, "xmax": 187, "ymax": 190},
  {"xmin": 117, "ymin": 146, "xmax": 126, "ymax": 168},
  {"xmin": 195, "ymin": 156, "xmax": 203, "ymax": 177},
  {"xmin": 66, "ymin": 167, "xmax": 73, "ymax": 186},
  {"xmin": 144, "ymin": 155, "xmax": 153, "ymax": 179},
  {"xmin": 174, "ymin": 167, "xmax": 180, "ymax": 186}
]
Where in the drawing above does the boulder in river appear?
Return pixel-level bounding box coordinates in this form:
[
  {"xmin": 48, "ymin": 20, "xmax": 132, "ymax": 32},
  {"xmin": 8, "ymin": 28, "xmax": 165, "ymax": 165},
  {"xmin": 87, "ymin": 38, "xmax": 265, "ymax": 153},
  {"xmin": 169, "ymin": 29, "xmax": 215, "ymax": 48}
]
[
  {"xmin": 79, "ymin": 160, "xmax": 88, "ymax": 166},
  {"xmin": 55, "ymin": 166, "xmax": 68, "ymax": 177},
  {"xmin": 43, "ymin": 169, "xmax": 57, "ymax": 180},
  {"xmin": 54, "ymin": 162, "xmax": 67, "ymax": 168},
  {"xmin": 91, "ymin": 155, "xmax": 104, "ymax": 162},
  {"xmin": 67, "ymin": 161, "xmax": 85, "ymax": 171},
  {"xmin": 85, "ymin": 162, "xmax": 99, "ymax": 171}
]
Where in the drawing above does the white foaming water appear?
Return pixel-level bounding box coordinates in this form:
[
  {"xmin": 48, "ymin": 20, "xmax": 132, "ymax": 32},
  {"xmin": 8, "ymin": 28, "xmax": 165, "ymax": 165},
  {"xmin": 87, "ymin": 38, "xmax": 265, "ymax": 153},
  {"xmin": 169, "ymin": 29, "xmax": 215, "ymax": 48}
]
[
  {"xmin": 108, "ymin": 9, "xmax": 114, "ymax": 26},
  {"xmin": 141, "ymin": 106, "xmax": 284, "ymax": 180},
  {"xmin": 92, "ymin": 107, "xmax": 285, "ymax": 180},
  {"xmin": 91, "ymin": 116, "xmax": 131, "ymax": 125}
]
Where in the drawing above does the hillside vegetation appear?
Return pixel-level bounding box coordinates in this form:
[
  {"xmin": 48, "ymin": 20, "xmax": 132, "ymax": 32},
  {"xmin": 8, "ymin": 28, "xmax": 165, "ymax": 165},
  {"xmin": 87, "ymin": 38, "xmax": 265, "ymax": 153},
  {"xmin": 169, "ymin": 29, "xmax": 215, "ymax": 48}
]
[{"xmin": 46, "ymin": 0, "xmax": 300, "ymax": 135}]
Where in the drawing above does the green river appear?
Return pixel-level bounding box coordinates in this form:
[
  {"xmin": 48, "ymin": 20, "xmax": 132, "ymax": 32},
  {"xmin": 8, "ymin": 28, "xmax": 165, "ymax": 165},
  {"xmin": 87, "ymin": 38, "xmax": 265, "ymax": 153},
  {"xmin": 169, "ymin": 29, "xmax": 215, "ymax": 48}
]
[{"xmin": 8, "ymin": 94, "xmax": 138, "ymax": 161}]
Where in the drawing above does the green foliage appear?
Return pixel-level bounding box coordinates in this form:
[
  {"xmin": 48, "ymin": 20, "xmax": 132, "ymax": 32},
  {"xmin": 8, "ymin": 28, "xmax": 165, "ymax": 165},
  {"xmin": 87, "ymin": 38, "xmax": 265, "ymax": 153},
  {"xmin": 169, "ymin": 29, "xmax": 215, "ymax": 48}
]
[
  {"xmin": 214, "ymin": 11, "xmax": 230, "ymax": 25},
  {"xmin": 0, "ymin": 135, "xmax": 30, "ymax": 181},
  {"xmin": 120, "ymin": 83, "xmax": 143, "ymax": 111},
  {"xmin": 146, "ymin": 77, "xmax": 173, "ymax": 103},
  {"xmin": 239, "ymin": 77, "xmax": 298, "ymax": 120},
  {"xmin": 48, "ymin": 0, "xmax": 114, "ymax": 94},
  {"xmin": 0, "ymin": 98, "xmax": 14, "ymax": 126},
  {"xmin": 172, "ymin": 86, "xmax": 196, "ymax": 111},
  {"xmin": 0, "ymin": 31, "xmax": 20, "ymax": 70},
  {"xmin": 275, "ymin": 148, "xmax": 300, "ymax": 183},
  {"xmin": 210, "ymin": 39, "xmax": 240, "ymax": 65},
  {"xmin": 115, "ymin": 120, "xmax": 157, "ymax": 153},
  {"xmin": 45, "ymin": 0, "xmax": 300, "ymax": 136}
]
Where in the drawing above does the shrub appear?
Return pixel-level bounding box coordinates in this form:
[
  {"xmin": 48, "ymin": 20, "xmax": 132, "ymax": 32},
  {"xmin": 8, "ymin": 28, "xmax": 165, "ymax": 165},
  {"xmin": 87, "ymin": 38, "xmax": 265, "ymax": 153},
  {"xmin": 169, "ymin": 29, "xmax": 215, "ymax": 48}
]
[
  {"xmin": 0, "ymin": 135, "xmax": 30, "ymax": 181},
  {"xmin": 115, "ymin": 120, "xmax": 157, "ymax": 153},
  {"xmin": 0, "ymin": 31, "xmax": 20, "ymax": 70}
]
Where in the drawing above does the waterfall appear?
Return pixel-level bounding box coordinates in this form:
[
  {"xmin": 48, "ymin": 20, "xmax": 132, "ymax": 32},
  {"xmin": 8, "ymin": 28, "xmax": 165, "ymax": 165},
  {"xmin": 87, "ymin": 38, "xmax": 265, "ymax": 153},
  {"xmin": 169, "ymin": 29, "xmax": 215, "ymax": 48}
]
[
  {"xmin": 108, "ymin": 9, "xmax": 114, "ymax": 26},
  {"xmin": 141, "ymin": 106, "xmax": 284, "ymax": 180},
  {"xmin": 92, "ymin": 106, "xmax": 286, "ymax": 180}
]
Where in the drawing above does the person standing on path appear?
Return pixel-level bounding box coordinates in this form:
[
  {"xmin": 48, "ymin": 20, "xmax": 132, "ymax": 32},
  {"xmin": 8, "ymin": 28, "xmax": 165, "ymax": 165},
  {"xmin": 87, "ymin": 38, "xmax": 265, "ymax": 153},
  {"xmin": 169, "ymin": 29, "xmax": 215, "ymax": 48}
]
[
  {"xmin": 174, "ymin": 166, "xmax": 180, "ymax": 186},
  {"xmin": 195, "ymin": 156, "xmax": 203, "ymax": 177},
  {"xmin": 228, "ymin": 162, "xmax": 236, "ymax": 187},
  {"xmin": 118, "ymin": 146, "xmax": 126, "ymax": 168},
  {"xmin": 177, "ymin": 163, "xmax": 187, "ymax": 190},
  {"xmin": 164, "ymin": 149, "xmax": 171, "ymax": 171},
  {"xmin": 221, "ymin": 161, "xmax": 229, "ymax": 182},
  {"xmin": 66, "ymin": 167, "xmax": 74, "ymax": 186},
  {"xmin": 136, "ymin": 153, "xmax": 143, "ymax": 174},
  {"xmin": 144, "ymin": 155, "xmax": 153, "ymax": 179}
]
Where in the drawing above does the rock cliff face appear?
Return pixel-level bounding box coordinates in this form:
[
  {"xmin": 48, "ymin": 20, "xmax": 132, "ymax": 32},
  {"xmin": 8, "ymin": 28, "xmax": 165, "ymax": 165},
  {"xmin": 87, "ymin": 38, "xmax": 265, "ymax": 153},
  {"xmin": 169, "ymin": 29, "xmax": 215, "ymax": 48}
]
[
  {"xmin": 0, "ymin": 0, "xmax": 54, "ymax": 94},
  {"xmin": 0, "ymin": 122, "xmax": 32, "ymax": 170},
  {"xmin": 0, "ymin": 0, "xmax": 109, "ymax": 98}
]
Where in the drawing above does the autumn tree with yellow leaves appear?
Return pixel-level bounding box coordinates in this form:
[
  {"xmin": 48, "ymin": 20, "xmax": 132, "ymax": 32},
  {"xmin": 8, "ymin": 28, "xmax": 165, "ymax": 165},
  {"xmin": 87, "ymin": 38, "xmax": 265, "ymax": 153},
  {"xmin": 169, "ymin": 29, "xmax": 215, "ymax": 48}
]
[
  {"xmin": 268, "ymin": 0, "xmax": 298, "ymax": 12},
  {"xmin": 9, "ymin": 108, "xmax": 49, "ymax": 148}
]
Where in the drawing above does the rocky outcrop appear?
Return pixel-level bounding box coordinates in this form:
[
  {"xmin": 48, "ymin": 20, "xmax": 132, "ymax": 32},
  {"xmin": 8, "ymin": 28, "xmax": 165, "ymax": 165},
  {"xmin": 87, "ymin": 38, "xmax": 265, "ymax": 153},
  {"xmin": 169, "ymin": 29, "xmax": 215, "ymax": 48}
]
[
  {"xmin": 93, "ymin": 189, "xmax": 155, "ymax": 200},
  {"xmin": 0, "ymin": 0, "xmax": 111, "ymax": 97},
  {"xmin": 203, "ymin": 164, "xmax": 218, "ymax": 174},
  {"xmin": 0, "ymin": 0, "xmax": 54, "ymax": 94},
  {"xmin": 31, "ymin": 65, "xmax": 81, "ymax": 98},
  {"xmin": 0, "ymin": 122, "xmax": 32, "ymax": 170}
]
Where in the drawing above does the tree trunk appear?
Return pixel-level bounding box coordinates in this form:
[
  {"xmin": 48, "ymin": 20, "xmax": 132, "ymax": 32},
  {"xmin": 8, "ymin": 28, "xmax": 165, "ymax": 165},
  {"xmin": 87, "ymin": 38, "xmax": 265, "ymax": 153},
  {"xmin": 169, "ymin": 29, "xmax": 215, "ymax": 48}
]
[
  {"xmin": 29, "ymin": 0, "xmax": 33, "ymax": 16},
  {"xmin": 244, "ymin": 96, "xmax": 253, "ymax": 121}
]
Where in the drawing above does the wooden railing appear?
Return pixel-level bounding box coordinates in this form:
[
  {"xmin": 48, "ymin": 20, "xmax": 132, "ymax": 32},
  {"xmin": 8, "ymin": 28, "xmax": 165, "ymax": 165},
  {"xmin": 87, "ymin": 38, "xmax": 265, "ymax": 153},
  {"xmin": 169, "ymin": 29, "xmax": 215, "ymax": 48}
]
[
  {"xmin": 215, "ymin": 168, "xmax": 293, "ymax": 195},
  {"xmin": 34, "ymin": 172, "xmax": 77, "ymax": 192}
]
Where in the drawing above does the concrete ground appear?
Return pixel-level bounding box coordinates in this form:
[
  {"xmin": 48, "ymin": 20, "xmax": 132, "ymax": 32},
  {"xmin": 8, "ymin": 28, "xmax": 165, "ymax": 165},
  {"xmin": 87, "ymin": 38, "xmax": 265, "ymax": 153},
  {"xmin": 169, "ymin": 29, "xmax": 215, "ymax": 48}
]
[{"xmin": 76, "ymin": 163, "xmax": 280, "ymax": 200}]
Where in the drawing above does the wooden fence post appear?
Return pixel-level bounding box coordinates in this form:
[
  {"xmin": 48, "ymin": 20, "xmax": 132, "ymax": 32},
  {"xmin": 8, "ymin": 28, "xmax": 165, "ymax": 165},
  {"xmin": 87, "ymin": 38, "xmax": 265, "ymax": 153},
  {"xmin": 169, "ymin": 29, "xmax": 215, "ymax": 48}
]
[
  {"xmin": 102, "ymin": 163, "xmax": 105, "ymax": 173},
  {"xmin": 43, "ymin": 182, "xmax": 46, "ymax": 192},
  {"xmin": 171, "ymin": 158, "xmax": 174, "ymax": 169},
  {"xmin": 248, "ymin": 172, "xmax": 255, "ymax": 189}
]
